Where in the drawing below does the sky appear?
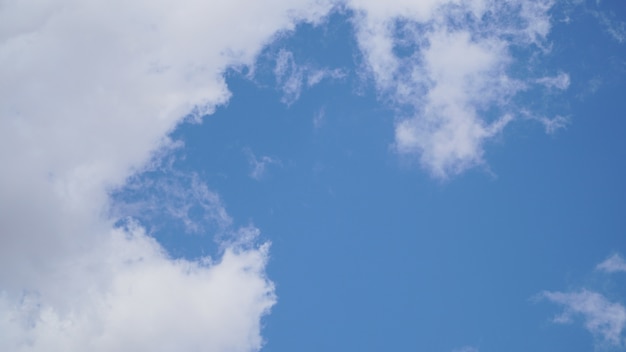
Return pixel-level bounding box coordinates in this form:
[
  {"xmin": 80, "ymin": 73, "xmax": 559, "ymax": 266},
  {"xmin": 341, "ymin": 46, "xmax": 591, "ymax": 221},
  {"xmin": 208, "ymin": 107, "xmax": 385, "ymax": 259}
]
[{"xmin": 0, "ymin": 0, "xmax": 625, "ymax": 351}]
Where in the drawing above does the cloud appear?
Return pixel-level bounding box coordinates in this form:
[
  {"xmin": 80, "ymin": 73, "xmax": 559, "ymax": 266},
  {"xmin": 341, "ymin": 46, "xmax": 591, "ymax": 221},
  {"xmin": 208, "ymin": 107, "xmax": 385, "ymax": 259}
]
[
  {"xmin": 520, "ymin": 111, "xmax": 569, "ymax": 134},
  {"xmin": 536, "ymin": 72, "xmax": 571, "ymax": 90},
  {"xmin": 0, "ymin": 0, "xmax": 335, "ymax": 350},
  {"xmin": 597, "ymin": 254, "xmax": 626, "ymax": 273},
  {"xmin": 274, "ymin": 49, "xmax": 345, "ymax": 105},
  {"xmin": 113, "ymin": 168, "xmax": 233, "ymax": 234},
  {"xmin": 541, "ymin": 290, "xmax": 626, "ymax": 346},
  {"xmin": 593, "ymin": 10, "xmax": 626, "ymax": 44},
  {"xmin": 313, "ymin": 106, "xmax": 327, "ymax": 129},
  {"xmin": 452, "ymin": 346, "xmax": 479, "ymax": 352},
  {"xmin": 246, "ymin": 149, "xmax": 281, "ymax": 180},
  {"xmin": 0, "ymin": 221, "xmax": 275, "ymax": 352},
  {"xmin": 349, "ymin": 0, "xmax": 564, "ymax": 178}
]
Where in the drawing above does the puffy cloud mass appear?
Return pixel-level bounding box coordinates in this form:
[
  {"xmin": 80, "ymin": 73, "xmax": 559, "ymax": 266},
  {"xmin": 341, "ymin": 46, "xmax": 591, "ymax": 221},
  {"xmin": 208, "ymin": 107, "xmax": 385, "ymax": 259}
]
[
  {"xmin": 0, "ymin": 224, "xmax": 275, "ymax": 352},
  {"xmin": 350, "ymin": 0, "xmax": 562, "ymax": 178},
  {"xmin": 0, "ymin": 0, "xmax": 333, "ymax": 350}
]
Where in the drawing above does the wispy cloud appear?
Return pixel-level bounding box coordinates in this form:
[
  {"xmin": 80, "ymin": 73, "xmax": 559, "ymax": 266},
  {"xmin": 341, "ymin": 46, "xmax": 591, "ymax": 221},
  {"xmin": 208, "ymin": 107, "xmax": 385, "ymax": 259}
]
[
  {"xmin": 540, "ymin": 290, "xmax": 626, "ymax": 346},
  {"xmin": 274, "ymin": 49, "xmax": 345, "ymax": 105},
  {"xmin": 597, "ymin": 253, "xmax": 626, "ymax": 273},
  {"xmin": 313, "ymin": 106, "xmax": 326, "ymax": 129},
  {"xmin": 521, "ymin": 111, "xmax": 569, "ymax": 134},
  {"xmin": 246, "ymin": 149, "xmax": 281, "ymax": 180},
  {"xmin": 593, "ymin": 10, "xmax": 626, "ymax": 44},
  {"xmin": 114, "ymin": 169, "xmax": 232, "ymax": 234},
  {"xmin": 536, "ymin": 72, "xmax": 571, "ymax": 90}
]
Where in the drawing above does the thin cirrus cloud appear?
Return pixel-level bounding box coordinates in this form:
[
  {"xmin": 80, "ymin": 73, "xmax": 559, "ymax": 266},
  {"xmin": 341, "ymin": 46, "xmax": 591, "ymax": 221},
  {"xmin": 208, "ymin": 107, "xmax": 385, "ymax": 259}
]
[
  {"xmin": 274, "ymin": 49, "xmax": 345, "ymax": 105},
  {"xmin": 592, "ymin": 10, "xmax": 626, "ymax": 44},
  {"xmin": 245, "ymin": 148, "xmax": 282, "ymax": 180}
]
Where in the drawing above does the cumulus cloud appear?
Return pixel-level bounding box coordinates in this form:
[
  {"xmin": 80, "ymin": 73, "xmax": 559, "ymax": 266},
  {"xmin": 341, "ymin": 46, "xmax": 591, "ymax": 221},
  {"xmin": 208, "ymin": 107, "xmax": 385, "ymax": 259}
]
[
  {"xmin": 0, "ymin": 223, "xmax": 275, "ymax": 352},
  {"xmin": 597, "ymin": 253, "xmax": 626, "ymax": 273},
  {"xmin": 0, "ymin": 0, "xmax": 335, "ymax": 350},
  {"xmin": 541, "ymin": 290, "xmax": 626, "ymax": 346},
  {"xmin": 349, "ymin": 0, "xmax": 564, "ymax": 178}
]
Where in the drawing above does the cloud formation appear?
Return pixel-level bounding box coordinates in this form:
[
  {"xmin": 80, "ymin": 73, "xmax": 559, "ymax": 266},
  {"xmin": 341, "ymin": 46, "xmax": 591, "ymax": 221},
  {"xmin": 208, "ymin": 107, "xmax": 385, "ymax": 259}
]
[
  {"xmin": 593, "ymin": 10, "xmax": 626, "ymax": 43},
  {"xmin": 274, "ymin": 49, "xmax": 345, "ymax": 105},
  {"xmin": 0, "ymin": 223, "xmax": 275, "ymax": 352},
  {"xmin": 0, "ymin": 0, "xmax": 581, "ymax": 349},
  {"xmin": 597, "ymin": 254, "xmax": 626, "ymax": 273},
  {"xmin": 540, "ymin": 253, "xmax": 626, "ymax": 348},
  {"xmin": 541, "ymin": 290, "xmax": 626, "ymax": 346},
  {"xmin": 246, "ymin": 149, "xmax": 281, "ymax": 181},
  {"xmin": 349, "ymin": 0, "xmax": 564, "ymax": 178},
  {"xmin": 0, "ymin": 0, "xmax": 335, "ymax": 350}
]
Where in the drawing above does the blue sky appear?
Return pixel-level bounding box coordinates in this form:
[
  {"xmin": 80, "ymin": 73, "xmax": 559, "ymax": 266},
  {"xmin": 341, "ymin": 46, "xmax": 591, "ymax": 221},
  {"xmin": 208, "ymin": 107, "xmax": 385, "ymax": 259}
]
[{"xmin": 1, "ymin": 1, "xmax": 625, "ymax": 351}]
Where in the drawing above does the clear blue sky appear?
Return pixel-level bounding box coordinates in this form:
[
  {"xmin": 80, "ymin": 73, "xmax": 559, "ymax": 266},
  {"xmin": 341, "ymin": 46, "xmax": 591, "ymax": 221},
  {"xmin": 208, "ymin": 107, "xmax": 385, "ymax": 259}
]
[{"xmin": 1, "ymin": 0, "xmax": 625, "ymax": 351}]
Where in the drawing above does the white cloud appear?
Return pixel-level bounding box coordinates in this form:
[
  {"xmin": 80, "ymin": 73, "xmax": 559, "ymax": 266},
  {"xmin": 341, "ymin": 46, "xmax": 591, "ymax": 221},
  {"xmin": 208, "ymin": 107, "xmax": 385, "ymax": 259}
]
[
  {"xmin": 597, "ymin": 254, "xmax": 626, "ymax": 273},
  {"xmin": 349, "ymin": 0, "xmax": 562, "ymax": 178},
  {"xmin": 0, "ymin": 0, "xmax": 576, "ymax": 348},
  {"xmin": 0, "ymin": 0, "xmax": 336, "ymax": 350},
  {"xmin": 0, "ymin": 222, "xmax": 275, "ymax": 352},
  {"xmin": 541, "ymin": 290, "xmax": 626, "ymax": 346}
]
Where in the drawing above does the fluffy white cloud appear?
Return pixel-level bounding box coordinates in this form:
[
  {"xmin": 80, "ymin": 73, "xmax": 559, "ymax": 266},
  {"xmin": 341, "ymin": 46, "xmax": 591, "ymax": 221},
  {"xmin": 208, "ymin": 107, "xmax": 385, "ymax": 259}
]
[
  {"xmin": 0, "ymin": 0, "xmax": 575, "ymax": 349},
  {"xmin": 597, "ymin": 253, "xmax": 626, "ymax": 273},
  {"xmin": 0, "ymin": 223, "xmax": 275, "ymax": 352},
  {"xmin": 0, "ymin": 0, "xmax": 336, "ymax": 350},
  {"xmin": 349, "ymin": 0, "xmax": 562, "ymax": 178},
  {"xmin": 541, "ymin": 290, "xmax": 626, "ymax": 346}
]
